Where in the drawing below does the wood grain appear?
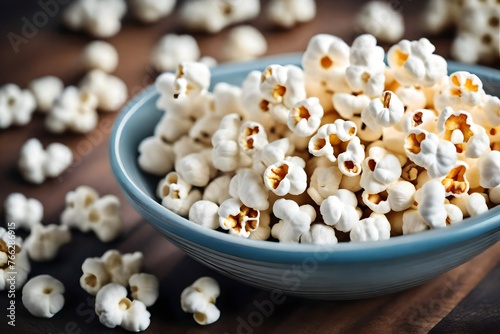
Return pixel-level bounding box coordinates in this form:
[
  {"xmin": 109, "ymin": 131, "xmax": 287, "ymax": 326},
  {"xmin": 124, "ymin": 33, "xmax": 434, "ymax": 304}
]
[{"xmin": 0, "ymin": 1, "xmax": 499, "ymax": 333}]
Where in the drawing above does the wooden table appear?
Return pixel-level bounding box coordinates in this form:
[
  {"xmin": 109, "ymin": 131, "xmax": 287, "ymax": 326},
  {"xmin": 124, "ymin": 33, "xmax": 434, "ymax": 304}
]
[{"xmin": 0, "ymin": 1, "xmax": 499, "ymax": 333}]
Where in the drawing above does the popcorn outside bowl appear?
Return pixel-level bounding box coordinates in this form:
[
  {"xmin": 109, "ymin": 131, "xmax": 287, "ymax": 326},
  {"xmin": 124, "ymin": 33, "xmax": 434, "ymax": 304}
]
[{"xmin": 110, "ymin": 54, "xmax": 500, "ymax": 300}]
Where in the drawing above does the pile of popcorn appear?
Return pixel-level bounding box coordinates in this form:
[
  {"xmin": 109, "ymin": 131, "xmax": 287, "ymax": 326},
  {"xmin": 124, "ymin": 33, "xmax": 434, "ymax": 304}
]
[{"xmin": 138, "ymin": 33, "xmax": 500, "ymax": 244}]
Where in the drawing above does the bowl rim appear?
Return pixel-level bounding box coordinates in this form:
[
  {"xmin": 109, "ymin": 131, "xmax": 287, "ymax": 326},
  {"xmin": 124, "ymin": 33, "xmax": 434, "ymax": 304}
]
[{"xmin": 110, "ymin": 53, "xmax": 500, "ymax": 263}]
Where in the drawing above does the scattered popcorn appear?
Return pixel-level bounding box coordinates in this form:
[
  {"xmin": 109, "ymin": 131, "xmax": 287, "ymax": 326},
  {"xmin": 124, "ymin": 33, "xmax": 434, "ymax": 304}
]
[
  {"xmin": 28, "ymin": 76, "xmax": 64, "ymax": 113},
  {"xmin": 181, "ymin": 276, "xmax": 220, "ymax": 325},
  {"xmin": 423, "ymin": 0, "xmax": 463, "ymax": 34},
  {"xmin": 96, "ymin": 283, "xmax": 151, "ymax": 331},
  {"xmin": 180, "ymin": 0, "xmax": 260, "ymax": 33},
  {"xmin": 150, "ymin": 34, "xmax": 200, "ymax": 73},
  {"xmin": 272, "ymin": 199, "xmax": 314, "ymax": 243},
  {"xmin": 46, "ymin": 86, "xmax": 98, "ymax": 133},
  {"xmin": 0, "ymin": 83, "xmax": 36, "ymax": 128},
  {"xmin": 267, "ymin": 0, "xmax": 316, "ymax": 28},
  {"xmin": 63, "ymin": 0, "xmax": 127, "ymax": 38},
  {"xmin": 130, "ymin": 0, "xmax": 176, "ymax": 23},
  {"xmin": 22, "ymin": 275, "xmax": 65, "ymax": 318},
  {"xmin": 79, "ymin": 69, "xmax": 128, "ymax": 112},
  {"xmin": 4, "ymin": 193, "xmax": 43, "ymax": 230},
  {"xmin": 0, "ymin": 227, "xmax": 30, "ymax": 290},
  {"xmin": 128, "ymin": 273, "xmax": 159, "ymax": 307},
  {"xmin": 61, "ymin": 185, "xmax": 123, "ymax": 242},
  {"xmin": 18, "ymin": 138, "xmax": 73, "ymax": 184},
  {"xmin": 355, "ymin": 1, "xmax": 404, "ymax": 43},
  {"xmin": 224, "ymin": 25, "xmax": 267, "ymax": 62},
  {"xmin": 81, "ymin": 41, "xmax": 119, "ymax": 73},
  {"xmin": 24, "ymin": 224, "xmax": 71, "ymax": 262}
]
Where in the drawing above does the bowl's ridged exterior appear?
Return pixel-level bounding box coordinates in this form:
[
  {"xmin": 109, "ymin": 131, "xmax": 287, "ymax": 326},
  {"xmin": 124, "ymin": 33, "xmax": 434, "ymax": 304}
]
[{"xmin": 111, "ymin": 54, "xmax": 500, "ymax": 299}]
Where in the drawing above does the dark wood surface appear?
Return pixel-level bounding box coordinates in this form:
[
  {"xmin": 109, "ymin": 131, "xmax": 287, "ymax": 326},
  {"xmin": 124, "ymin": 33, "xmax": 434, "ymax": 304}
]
[{"xmin": 0, "ymin": 1, "xmax": 499, "ymax": 333}]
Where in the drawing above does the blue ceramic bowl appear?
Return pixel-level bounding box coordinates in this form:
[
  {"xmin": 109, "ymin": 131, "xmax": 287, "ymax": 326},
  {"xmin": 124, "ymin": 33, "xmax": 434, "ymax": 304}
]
[{"xmin": 110, "ymin": 54, "xmax": 500, "ymax": 299}]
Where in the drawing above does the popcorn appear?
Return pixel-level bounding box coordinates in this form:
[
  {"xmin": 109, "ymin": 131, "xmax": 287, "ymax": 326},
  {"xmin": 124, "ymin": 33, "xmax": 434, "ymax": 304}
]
[
  {"xmin": 61, "ymin": 186, "xmax": 123, "ymax": 242},
  {"xmin": 189, "ymin": 200, "xmax": 220, "ymax": 230},
  {"xmin": 482, "ymin": 95, "xmax": 500, "ymax": 127},
  {"xmin": 18, "ymin": 138, "xmax": 73, "ymax": 184},
  {"xmin": 271, "ymin": 199, "xmax": 315, "ymax": 243},
  {"xmin": 155, "ymin": 113, "xmax": 194, "ymax": 144},
  {"xmin": 434, "ymin": 71, "xmax": 485, "ymax": 113},
  {"xmin": 387, "ymin": 38, "xmax": 447, "ymax": 87},
  {"xmin": 361, "ymin": 91, "xmax": 405, "ymax": 131},
  {"xmin": 287, "ymin": 97, "xmax": 324, "ymax": 137},
  {"xmin": 4, "ymin": 193, "xmax": 43, "ymax": 230},
  {"xmin": 22, "ymin": 275, "xmax": 65, "ymax": 318},
  {"xmin": 238, "ymin": 121, "xmax": 269, "ymax": 155},
  {"xmin": 212, "ymin": 113, "xmax": 251, "ymax": 172},
  {"xmin": 252, "ymin": 138, "xmax": 292, "ymax": 174},
  {"xmin": 307, "ymin": 166, "xmax": 343, "ymax": 205},
  {"xmin": 0, "ymin": 84, "xmax": 36, "ymax": 128},
  {"xmin": 150, "ymin": 34, "xmax": 200, "ymax": 73},
  {"xmin": 360, "ymin": 146, "xmax": 402, "ymax": 194},
  {"xmin": 401, "ymin": 108, "xmax": 438, "ymax": 134},
  {"xmin": 466, "ymin": 192, "xmax": 489, "ymax": 217},
  {"xmin": 355, "ymin": 1, "xmax": 404, "ymax": 43},
  {"xmin": 417, "ymin": 180, "xmax": 447, "ymax": 228},
  {"xmin": 332, "ymin": 93, "xmax": 371, "ymax": 120},
  {"xmin": 79, "ymin": 69, "xmax": 128, "ymax": 112},
  {"xmin": 180, "ymin": 0, "xmax": 260, "ymax": 33},
  {"xmin": 229, "ymin": 169, "xmax": 269, "ymax": 211},
  {"xmin": 24, "ymin": 224, "xmax": 71, "ymax": 262},
  {"xmin": 264, "ymin": 157, "xmax": 307, "ymax": 196},
  {"xmin": 320, "ymin": 190, "xmax": 359, "ymax": 232},
  {"xmin": 0, "ymin": 227, "xmax": 30, "ymax": 290},
  {"xmin": 81, "ymin": 41, "xmax": 119, "ymax": 73},
  {"xmin": 301, "ymin": 224, "xmax": 338, "ymax": 245},
  {"xmin": 386, "ymin": 180, "xmax": 416, "ymax": 212},
  {"xmin": 28, "ymin": 76, "xmax": 64, "ymax": 113},
  {"xmin": 181, "ymin": 277, "xmax": 220, "ymax": 325},
  {"xmin": 352, "ymin": 116, "xmax": 383, "ymax": 142},
  {"xmin": 175, "ymin": 151, "xmax": 215, "ymax": 187},
  {"xmin": 63, "ymin": 0, "xmax": 127, "ymax": 38},
  {"xmin": 157, "ymin": 172, "xmax": 202, "ymax": 216},
  {"xmin": 308, "ymin": 119, "xmax": 357, "ymax": 162},
  {"xmin": 130, "ymin": 0, "xmax": 176, "ymax": 23},
  {"xmin": 395, "ymin": 85, "xmax": 427, "ymax": 113},
  {"xmin": 350, "ymin": 213, "xmax": 391, "ymax": 242},
  {"xmin": 266, "ymin": 0, "xmax": 316, "ymax": 28},
  {"xmin": 224, "ymin": 25, "xmax": 267, "ymax": 62},
  {"xmin": 218, "ymin": 198, "xmax": 260, "ymax": 238},
  {"xmin": 128, "ymin": 273, "xmax": 159, "ymax": 308},
  {"xmin": 423, "ymin": 0, "xmax": 463, "ymax": 34},
  {"xmin": 362, "ymin": 190, "xmax": 390, "ymax": 214},
  {"xmin": 45, "ymin": 86, "xmax": 98, "ymax": 133},
  {"xmin": 137, "ymin": 136, "xmax": 175, "ymax": 176},
  {"xmin": 203, "ymin": 175, "xmax": 232, "ymax": 205},
  {"xmin": 402, "ymin": 209, "xmax": 429, "ymax": 235},
  {"xmin": 241, "ymin": 70, "xmax": 275, "ymax": 125},
  {"xmin": 478, "ymin": 150, "xmax": 500, "ymax": 188},
  {"xmin": 337, "ymin": 136, "xmax": 365, "ymax": 177},
  {"xmin": 441, "ymin": 161, "xmax": 470, "ymax": 197}
]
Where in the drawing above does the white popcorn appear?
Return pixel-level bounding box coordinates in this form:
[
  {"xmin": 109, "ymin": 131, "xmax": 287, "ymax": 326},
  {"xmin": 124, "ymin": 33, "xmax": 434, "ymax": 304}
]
[
  {"xmin": 252, "ymin": 138, "xmax": 292, "ymax": 174},
  {"xmin": 24, "ymin": 224, "xmax": 71, "ymax": 262},
  {"xmin": 350, "ymin": 213, "xmax": 391, "ymax": 242},
  {"xmin": 224, "ymin": 25, "xmax": 267, "ymax": 61},
  {"xmin": 287, "ymin": 97, "xmax": 324, "ymax": 137},
  {"xmin": 301, "ymin": 224, "xmax": 338, "ymax": 245},
  {"xmin": 386, "ymin": 180, "xmax": 416, "ymax": 212},
  {"xmin": 489, "ymin": 184, "xmax": 500, "ymax": 204},
  {"xmin": 129, "ymin": 273, "xmax": 159, "ymax": 307},
  {"xmin": 203, "ymin": 175, "xmax": 232, "ymax": 205},
  {"xmin": 307, "ymin": 166, "xmax": 343, "ymax": 205},
  {"xmin": 418, "ymin": 180, "xmax": 447, "ymax": 229},
  {"xmin": 80, "ymin": 257, "xmax": 109, "ymax": 295},
  {"xmin": 181, "ymin": 277, "xmax": 220, "ymax": 325},
  {"xmin": 362, "ymin": 190, "xmax": 390, "ymax": 214},
  {"xmin": 229, "ymin": 169, "xmax": 269, "ymax": 211},
  {"xmin": 28, "ymin": 76, "xmax": 64, "ymax": 113},
  {"xmin": 46, "ymin": 86, "xmax": 98, "ymax": 133},
  {"xmin": 218, "ymin": 198, "xmax": 260, "ymax": 238},
  {"xmin": 61, "ymin": 186, "xmax": 123, "ymax": 242},
  {"xmin": 423, "ymin": 0, "xmax": 463, "ymax": 34},
  {"xmin": 101, "ymin": 250, "xmax": 143, "ymax": 287},
  {"xmin": 63, "ymin": 0, "xmax": 127, "ymax": 38},
  {"xmin": 210, "ymin": 82, "xmax": 246, "ymax": 117},
  {"xmin": 22, "ymin": 275, "xmax": 65, "ymax": 318},
  {"xmin": 264, "ymin": 157, "xmax": 307, "ymax": 196},
  {"xmin": 272, "ymin": 199, "xmax": 314, "ymax": 243},
  {"xmin": 355, "ymin": 1, "xmax": 404, "ymax": 43},
  {"xmin": 434, "ymin": 71, "xmax": 485, "ymax": 113},
  {"xmin": 150, "ymin": 34, "xmax": 200, "ymax": 72},
  {"xmin": 0, "ymin": 83, "xmax": 36, "ymax": 128},
  {"xmin": 173, "ymin": 61, "xmax": 211, "ymax": 99},
  {"xmin": 401, "ymin": 108, "xmax": 438, "ymax": 134},
  {"xmin": 18, "ymin": 138, "xmax": 73, "ymax": 184},
  {"xmin": 240, "ymin": 70, "xmax": 275, "ymax": 125},
  {"xmin": 404, "ymin": 128, "xmax": 457, "ymax": 179},
  {"xmin": 320, "ymin": 190, "xmax": 359, "ymax": 232},
  {"xmin": 402, "ymin": 209, "xmax": 429, "ymax": 235},
  {"xmin": 79, "ymin": 69, "xmax": 127, "ymax": 112},
  {"xmin": 481, "ymin": 95, "xmax": 500, "ymax": 127},
  {"xmin": 4, "ymin": 193, "xmax": 43, "ymax": 230},
  {"xmin": 387, "ymin": 38, "xmax": 447, "ymax": 87},
  {"xmin": 95, "ymin": 283, "xmax": 151, "ymax": 331},
  {"xmin": 189, "ymin": 200, "xmax": 220, "ymax": 230},
  {"xmin": 137, "ymin": 136, "xmax": 175, "ymax": 176},
  {"xmin": 81, "ymin": 41, "xmax": 118, "ymax": 74},
  {"xmin": 346, "ymin": 35, "xmax": 386, "ymax": 97},
  {"xmin": 157, "ymin": 172, "xmax": 202, "ymax": 216},
  {"xmin": 0, "ymin": 227, "xmax": 30, "ymax": 290},
  {"xmin": 395, "ymin": 85, "xmax": 427, "ymax": 113},
  {"xmin": 249, "ymin": 211, "xmax": 271, "ymax": 241},
  {"xmin": 478, "ymin": 150, "xmax": 500, "ymax": 189},
  {"xmin": 175, "ymin": 152, "xmax": 214, "ymax": 187},
  {"xmin": 437, "ymin": 107, "xmax": 490, "ymax": 158},
  {"xmin": 308, "ymin": 119, "xmax": 357, "ymax": 162},
  {"xmin": 267, "ymin": 0, "xmax": 316, "ymax": 28},
  {"xmin": 238, "ymin": 121, "xmax": 269, "ymax": 155},
  {"xmin": 155, "ymin": 113, "xmax": 194, "ymax": 144},
  {"xmin": 338, "ymin": 136, "xmax": 365, "ymax": 177},
  {"xmin": 180, "ymin": 0, "xmax": 260, "ymax": 33},
  {"xmin": 360, "ymin": 146, "xmax": 402, "ymax": 194},
  {"xmin": 466, "ymin": 192, "xmax": 489, "ymax": 217},
  {"xmin": 130, "ymin": 0, "xmax": 176, "ymax": 23},
  {"xmin": 361, "ymin": 91, "xmax": 405, "ymax": 131},
  {"xmin": 445, "ymin": 203, "xmax": 464, "ymax": 225},
  {"xmin": 332, "ymin": 93, "xmax": 371, "ymax": 120},
  {"xmin": 212, "ymin": 114, "xmax": 251, "ymax": 172},
  {"xmin": 352, "ymin": 115, "xmax": 383, "ymax": 142},
  {"xmin": 441, "ymin": 161, "xmax": 470, "ymax": 197}
]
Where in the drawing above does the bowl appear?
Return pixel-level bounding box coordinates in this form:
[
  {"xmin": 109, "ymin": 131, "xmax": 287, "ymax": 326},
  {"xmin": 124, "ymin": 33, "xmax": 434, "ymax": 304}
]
[{"xmin": 110, "ymin": 54, "xmax": 500, "ymax": 300}]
